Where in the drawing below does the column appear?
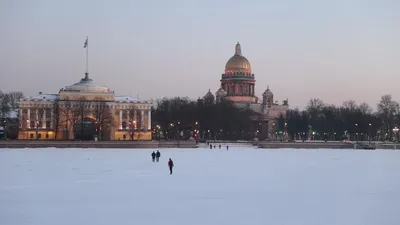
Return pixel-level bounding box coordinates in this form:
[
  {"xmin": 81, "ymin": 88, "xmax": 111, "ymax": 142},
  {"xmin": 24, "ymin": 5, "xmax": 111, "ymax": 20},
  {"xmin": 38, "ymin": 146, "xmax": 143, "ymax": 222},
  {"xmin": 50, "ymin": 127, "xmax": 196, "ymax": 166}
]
[
  {"xmin": 147, "ymin": 110, "xmax": 151, "ymax": 130},
  {"xmin": 42, "ymin": 110, "xmax": 46, "ymax": 128},
  {"xmin": 19, "ymin": 109, "xmax": 23, "ymax": 128},
  {"xmin": 127, "ymin": 110, "xmax": 130, "ymax": 121},
  {"xmin": 36, "ymin": 109, "xmax": 39, "ymax": 128},
  {"xmin": 141, "ymin": 110, "xmax": 144, "ymax": 129},
  {"xmin": 133, "ymin": 110, "xmax": 137, "ymax": 129},
  {"xmin": 50, "ymin": 110, "xmax": 54, "ymax": 129},
  {"xmin": 119, "ymin": 110, "xmax": 122, "ymax": 129},
  {"xmin": 27, "ymin": 109, "xmax": 31, "ymax": 128}
]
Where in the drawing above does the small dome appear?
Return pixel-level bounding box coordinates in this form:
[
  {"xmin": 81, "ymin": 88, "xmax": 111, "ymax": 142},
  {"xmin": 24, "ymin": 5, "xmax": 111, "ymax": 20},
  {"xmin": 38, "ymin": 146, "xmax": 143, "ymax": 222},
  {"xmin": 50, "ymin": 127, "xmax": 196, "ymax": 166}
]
[
  {"xmin": 262, "ymin": 86, "xmax": 273, "ymax": 96},
  {"xmin": 216, "ymin": 87, "xmax": 227, "ymax": 97},
  {"xmin": 204, "ymin": 89, "xmax": 215, "ymax": 99},
  {"xmin": 63, "ymin": 73, "xmax": 111, "ymax": 93},
  {"xmin": 224, "ymin": 42, "xmax": 251, "ymax": 75}
]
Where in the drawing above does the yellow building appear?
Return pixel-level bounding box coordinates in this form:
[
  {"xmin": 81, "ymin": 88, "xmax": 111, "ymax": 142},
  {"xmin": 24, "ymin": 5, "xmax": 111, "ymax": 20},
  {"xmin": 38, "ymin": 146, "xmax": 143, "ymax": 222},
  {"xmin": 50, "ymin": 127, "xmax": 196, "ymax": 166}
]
[{"xmin": 18, "ymin": 73, "xmax": 152, "ymax": 141}]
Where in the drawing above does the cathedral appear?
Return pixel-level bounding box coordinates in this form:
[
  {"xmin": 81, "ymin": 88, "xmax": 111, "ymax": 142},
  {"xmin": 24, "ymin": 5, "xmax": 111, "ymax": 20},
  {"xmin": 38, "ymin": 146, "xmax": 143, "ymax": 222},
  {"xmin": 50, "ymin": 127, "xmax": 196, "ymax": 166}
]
[{"xmin": 206, "ymin": 42, "xmax": 289, "ymax": 140}]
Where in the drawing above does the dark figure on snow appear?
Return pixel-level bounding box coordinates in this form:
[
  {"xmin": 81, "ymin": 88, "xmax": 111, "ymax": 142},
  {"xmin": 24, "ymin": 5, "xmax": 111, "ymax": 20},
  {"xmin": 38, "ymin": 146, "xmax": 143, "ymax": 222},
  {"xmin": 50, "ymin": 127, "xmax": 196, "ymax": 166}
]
[
  {"xmin": 219, "ymin": 145, "xmax": 221, "ymax": 149},
  {"xmin": 209, "ymin": 145, "xmax": 212, "ymax": 149},
  {"xmin": 151, "ymin": 151, "xmax": 156, "ymax": 162},
  {"xmin": 168, "ymin": 158, "xmax": 174, "ymax": 174},
  {"xmin": 226, "ymin": 145, "xmax": 229, "ymax": 151},
  {"xmin": 156, "ymin": 150, "xmax": 161, "ymax": 162}
]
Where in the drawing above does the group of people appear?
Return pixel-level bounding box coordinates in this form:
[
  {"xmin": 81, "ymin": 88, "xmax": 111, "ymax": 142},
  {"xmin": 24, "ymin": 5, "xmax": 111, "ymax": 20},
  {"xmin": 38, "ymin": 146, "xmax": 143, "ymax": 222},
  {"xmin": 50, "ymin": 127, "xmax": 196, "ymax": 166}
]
[
  {"xmin": 151, "ymin": 150, "xmax": 161, "ymax": 162},
  {"xmin": 208, "ymin": 143, "xmax": 229, "ymax": 150},
  {"xmin": 151, "ymin": 150, "xmax": 174, "ymax": 175}
]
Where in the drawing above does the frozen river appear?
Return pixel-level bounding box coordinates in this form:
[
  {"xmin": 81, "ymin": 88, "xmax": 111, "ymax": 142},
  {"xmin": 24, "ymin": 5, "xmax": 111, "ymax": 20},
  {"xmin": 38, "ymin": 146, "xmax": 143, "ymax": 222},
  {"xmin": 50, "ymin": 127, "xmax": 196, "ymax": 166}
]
[{"xmin": 1, "ymin": 147, "xmax": 399, "ymax": 225}]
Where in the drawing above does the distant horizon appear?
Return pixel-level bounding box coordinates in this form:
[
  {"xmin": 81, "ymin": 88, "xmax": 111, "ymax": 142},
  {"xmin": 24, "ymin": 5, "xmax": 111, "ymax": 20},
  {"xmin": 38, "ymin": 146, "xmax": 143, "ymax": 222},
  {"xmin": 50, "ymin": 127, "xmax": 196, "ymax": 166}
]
[{"xmin": 1, "ymin": 0, "xmax": 399, "ymax": 110}]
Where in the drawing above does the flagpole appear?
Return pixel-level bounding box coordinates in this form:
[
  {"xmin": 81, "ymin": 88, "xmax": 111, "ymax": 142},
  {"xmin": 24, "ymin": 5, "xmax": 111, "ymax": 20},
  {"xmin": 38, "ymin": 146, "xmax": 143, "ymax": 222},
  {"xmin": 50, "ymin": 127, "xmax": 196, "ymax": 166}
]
[{"xmin": 85, "ymin": 36, "xmax": 89, "ymax": 78}]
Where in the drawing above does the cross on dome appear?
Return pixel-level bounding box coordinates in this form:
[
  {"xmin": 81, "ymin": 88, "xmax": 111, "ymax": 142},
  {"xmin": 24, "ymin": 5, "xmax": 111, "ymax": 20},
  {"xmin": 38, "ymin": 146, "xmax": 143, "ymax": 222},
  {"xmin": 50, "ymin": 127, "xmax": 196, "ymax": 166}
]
[{"xmin": 235, "ymin": 42, "xmax": 242, "ymax": 56}]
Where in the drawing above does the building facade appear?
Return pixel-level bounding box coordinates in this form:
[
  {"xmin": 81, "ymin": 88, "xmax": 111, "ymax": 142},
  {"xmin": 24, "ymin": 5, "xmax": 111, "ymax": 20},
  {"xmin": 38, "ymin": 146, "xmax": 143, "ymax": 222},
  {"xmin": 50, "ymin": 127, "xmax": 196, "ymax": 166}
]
[
  {"xmin": 208, "ymin": 42, "xmax": 289, "ymax": 140},
  {"xmin": 18, "ymin": 73, "xmax": 152, "ymax": 141}
]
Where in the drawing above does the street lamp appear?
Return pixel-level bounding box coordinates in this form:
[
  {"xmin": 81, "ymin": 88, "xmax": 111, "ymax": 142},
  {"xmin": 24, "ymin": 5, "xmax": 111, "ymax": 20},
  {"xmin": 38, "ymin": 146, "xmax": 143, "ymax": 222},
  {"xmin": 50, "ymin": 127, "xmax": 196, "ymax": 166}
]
[
  {"xmin": 355, "ymin": 124, "xmax": 358, "ymax": 141},
  {"xmin": 3, "ymin": 119, "xmax": 6, "ymax": 139},
  {"xmin": 368, "ymin": 123, "xmax": 372, "ymax": 142},
  {"xmin": 36, "ymin": 121, "xmax": 40, "ymax": 139},
  {"xmin": 393, "ymin": 127, "xmax": 399, "ymax": 142}
]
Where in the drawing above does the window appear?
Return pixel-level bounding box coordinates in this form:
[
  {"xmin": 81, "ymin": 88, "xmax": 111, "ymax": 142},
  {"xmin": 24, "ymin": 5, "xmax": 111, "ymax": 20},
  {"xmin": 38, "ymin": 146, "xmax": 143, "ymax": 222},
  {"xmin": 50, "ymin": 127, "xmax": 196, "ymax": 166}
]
[
  {"xmin": 30, "ymin": 133, "xmax": 34, "ymax": 139},
  {"xmin": 122, "ymin": 111, "xmax": 128, "ymax": 119},
  {"xmin": 46, "ymin": 133, "xmax": 49, "ymax": 139},
  {"xmin": 123, "ymin": 134, "xmax": 126, "ymax": 140},
  {"xmin": 30, "ymin": 121, "xmax": 35, "ymax": 128},
  {"xmin": 46, "ymin": 121, "xmax": 51, "ymax": 128},
  {"xmin": 37, "ymin": 134, "xmax": 42, "ymax": 139},
  {"xmin": 122, "ymin": 121, "xmax": 127, "ymax": 129}
]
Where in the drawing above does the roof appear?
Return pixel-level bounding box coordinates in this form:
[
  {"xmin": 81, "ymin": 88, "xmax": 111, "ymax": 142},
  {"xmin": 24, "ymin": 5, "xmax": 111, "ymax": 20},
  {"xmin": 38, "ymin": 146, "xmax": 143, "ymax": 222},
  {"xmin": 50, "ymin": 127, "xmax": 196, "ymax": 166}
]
[
  {"xmin": 115, "ymin": 96, "xmax": 141, "ymax": 102},
  {"xmin": 3, "ymin": 110, "xmax": 18, "ymax": 119},
  {"xmin": 62, "ymin": 75, "xmax": 111, "ymax": 93},
  {"xmin": 22, "ymin": 94, "xmax": 60, "ymax": 101}
]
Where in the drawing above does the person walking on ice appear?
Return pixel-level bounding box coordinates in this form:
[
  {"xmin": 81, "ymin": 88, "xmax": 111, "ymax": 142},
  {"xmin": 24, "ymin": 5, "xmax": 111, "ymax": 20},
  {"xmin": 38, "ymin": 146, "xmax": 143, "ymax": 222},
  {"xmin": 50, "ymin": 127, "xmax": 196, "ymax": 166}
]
[
  {"xmin": 168, "ymin": 158, "xmax": 174, "ymax": 175},
  {"xmin": 156, "ymin": 150, "xmax": 161, "ymax": 162},
  {"xmin": 151, "ymin": 151, "xmax": 156, "ymax": 162}
]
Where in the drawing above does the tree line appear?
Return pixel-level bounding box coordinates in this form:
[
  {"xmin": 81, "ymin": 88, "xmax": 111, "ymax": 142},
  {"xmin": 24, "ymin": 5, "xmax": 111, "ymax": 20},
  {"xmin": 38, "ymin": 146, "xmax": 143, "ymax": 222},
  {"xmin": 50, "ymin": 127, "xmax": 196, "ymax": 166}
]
[
  {"xmin": 285, "ymin": 95, "xmax": 400, "ymax": 142},
  {"xmin": 152, "ymin": 97, "xmax": 254, "ymax": 140},
  {"xmin": 152, "ymin": 94, "xmax": 400, "ymax": 142}
]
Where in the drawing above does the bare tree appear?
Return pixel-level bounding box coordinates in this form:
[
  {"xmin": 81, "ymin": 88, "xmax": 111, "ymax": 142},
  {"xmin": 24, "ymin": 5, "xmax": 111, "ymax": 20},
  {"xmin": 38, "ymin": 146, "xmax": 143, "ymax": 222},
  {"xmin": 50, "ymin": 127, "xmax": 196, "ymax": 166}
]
[
  {"xmin": 377, "ymin": 94, "xmax": 400, "ymax": 139},
  {"xmin": 342, "ymin": 100, "xmax": 358, "ymax": 112},
  {"xmin": 92, "ymin": 97, "xmax": 114, "ymax": 140},
  {"xmin": 306, "ymin": 98, "xmax": 324, "ymax": 114},
  {"xmin": 60, "ymin": 97, "xmax": 73, "ymax": 140},
  {"xmin": 359, "ymin": 102, "xmax": 373, "ymax": 115},
  {"xmin": 8, "ymin": 92, "xmax": 24, "ymax": 111},
  {"xmin": 30, "ymin": 102, "xmax": 44, "ymax": 139},
  {"xmin": 18, "ymin": 108, "xmax": 28, "ymax": 139},
  {"xmin": 127, "ymin": 105, "xmax": 138, "ymax": 140},
  {"xmin": 0, "ymin": 92, "xmax": 11, "ymax": 120},
  {"xmin": 52, "ymin": 99, "xmax": 61, "ymax": 140},
  {"xmin": 73, "ymin": 97, "xmax": 92, "ymax": 140}
]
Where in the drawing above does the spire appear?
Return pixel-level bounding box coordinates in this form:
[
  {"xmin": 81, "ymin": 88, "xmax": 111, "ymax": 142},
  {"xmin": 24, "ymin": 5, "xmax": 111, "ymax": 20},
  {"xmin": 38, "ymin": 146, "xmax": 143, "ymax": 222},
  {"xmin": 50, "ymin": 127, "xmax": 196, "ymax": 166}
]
[
  {"xmin": 83, "ymin": 36, "xmax": 90, "ymax": 80},
  {"xmin": 235, "ymin": 42, "xmax": 242, "ymax": 56}
]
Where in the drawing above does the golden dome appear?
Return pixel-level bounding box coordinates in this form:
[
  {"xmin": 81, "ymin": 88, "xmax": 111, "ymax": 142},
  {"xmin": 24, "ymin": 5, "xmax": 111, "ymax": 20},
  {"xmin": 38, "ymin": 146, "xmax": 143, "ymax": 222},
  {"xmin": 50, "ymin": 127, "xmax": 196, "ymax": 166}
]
[{"xmin": 224, "ymin": 42, "xmax": 251, "ymax": 74}]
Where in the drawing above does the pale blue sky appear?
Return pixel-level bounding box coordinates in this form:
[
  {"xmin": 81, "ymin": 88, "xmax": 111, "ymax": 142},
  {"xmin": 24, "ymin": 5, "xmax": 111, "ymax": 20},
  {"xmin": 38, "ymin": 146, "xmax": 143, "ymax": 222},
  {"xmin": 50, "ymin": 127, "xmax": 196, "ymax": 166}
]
[{"xmin": 1, "ymin": 0, "xmax": 399, "ymax": 109}]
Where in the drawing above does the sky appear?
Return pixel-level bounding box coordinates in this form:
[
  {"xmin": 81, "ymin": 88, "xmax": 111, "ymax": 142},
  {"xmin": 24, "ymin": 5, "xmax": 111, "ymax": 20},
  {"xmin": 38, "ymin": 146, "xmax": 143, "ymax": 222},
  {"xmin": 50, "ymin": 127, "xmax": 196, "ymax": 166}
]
[{"xmin": 0, "ymin": 0, "xmax": 399, "ymax": 109}]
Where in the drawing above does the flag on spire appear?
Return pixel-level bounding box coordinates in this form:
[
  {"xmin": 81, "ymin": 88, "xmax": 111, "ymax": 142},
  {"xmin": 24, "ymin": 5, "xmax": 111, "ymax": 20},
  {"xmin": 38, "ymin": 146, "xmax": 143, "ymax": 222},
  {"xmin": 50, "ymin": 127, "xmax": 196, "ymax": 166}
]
[{"xmin": 83, "ymin": 37, "xmax": 88, "ymax": 48}]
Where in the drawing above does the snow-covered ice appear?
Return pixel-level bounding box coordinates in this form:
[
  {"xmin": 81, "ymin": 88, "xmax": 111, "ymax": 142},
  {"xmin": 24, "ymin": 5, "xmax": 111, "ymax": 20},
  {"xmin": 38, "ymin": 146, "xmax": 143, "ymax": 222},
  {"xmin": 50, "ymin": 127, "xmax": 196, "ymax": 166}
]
[{"xmin": 1, "ymin": 147, "xmax": 400, "ymax": 225}]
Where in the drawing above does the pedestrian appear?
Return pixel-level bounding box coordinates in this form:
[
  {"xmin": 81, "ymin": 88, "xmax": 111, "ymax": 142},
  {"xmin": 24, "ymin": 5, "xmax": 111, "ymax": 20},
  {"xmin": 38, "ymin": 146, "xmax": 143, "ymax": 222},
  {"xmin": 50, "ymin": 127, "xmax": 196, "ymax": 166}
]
[
  {"xmin": 151, "ymin": 151, "xmax": 156, "ymax": 162},
  {"xmin": 226, "ymin": 145, "xmax": 229, "ymax": 151},
  {"xmin": 168, "ymin": 158, "xmax": 174, "ymax": 174},
  {"xmin": 219, "ymin": 144, "xmax": 221, "ymax": 149},
  {"xmin": 156, "ymin": 150, "xmax": 161, "ymax": 162}
]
